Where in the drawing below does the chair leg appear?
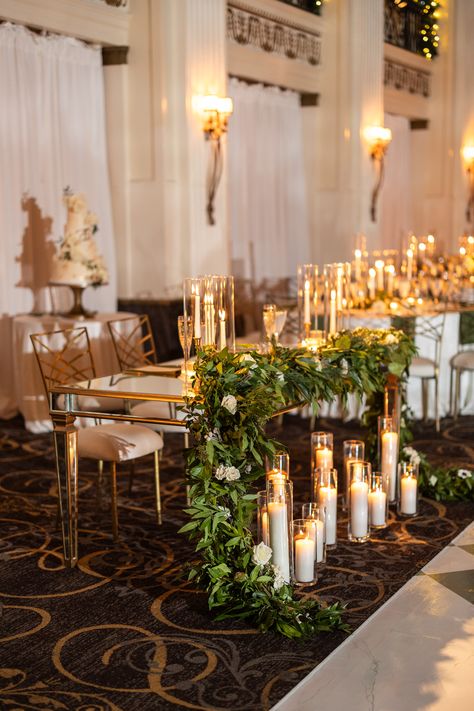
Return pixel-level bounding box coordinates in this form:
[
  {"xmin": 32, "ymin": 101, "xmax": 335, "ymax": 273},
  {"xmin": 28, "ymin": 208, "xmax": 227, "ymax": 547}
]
[
  {"xmin": 97, "ymin": 459, "xmax": 105, "ymax": 510},
  {"xmin": 454, "ymin": 370, "xmax": 461, "ymax": 420},
  {"xmin": 421, "ymin": 379, "xmax": 429, "ymax": 422},
  {"xmin": 434, "ymin": 372, "xmax": 440, "ymax": 432},
  {"xmin": 110, "ymin": 461, "xmax": 119, "ymax": 540},
  {"xmin": 128, "ymin": 460, "xmax": 135, "ymax": 496},
  {"xmin": 154, "ymin": 450, "xmax": 162, "ymax": 525}
]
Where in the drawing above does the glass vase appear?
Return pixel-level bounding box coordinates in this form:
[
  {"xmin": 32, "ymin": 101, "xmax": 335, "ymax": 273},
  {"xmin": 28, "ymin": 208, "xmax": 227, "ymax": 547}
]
[
  {"xmin": 323, "ymin": 262, "xmax": 350, "ymax": 336},
  {"xmin": 183, "ymin": 275, "xmax": 235, "ymax": 354},
  {"xmin": 257, "ymin": 490, "xmax": 269, "ymax": 545},
  {"xmin": 291, "ymin": 518, "xmax": 317, "ymax": 586},
  {"xmin": 311, "ymin": 431, "xmax": 334, "ymax": 499},
  {"xmin": 384, "ymin": 375, "xmax": 401, "ymax": 442},
  {"xmin": 266, "ymin": 478, "xmax": 293, "ymax": 583},
  {"xmin": 342, "ymin": 439, "xmax": 365, "ymax": 509},
  {"xmin": 314, "ymin": 467, "xmax": 337, "ymax": 547},
  {"xmin": 297, "ymin": 264, "xmax": 319, "ymax": 343},
  {"xmin": 301, "ymin": 502, "xmax": 326, "ymax": 565},
  {"xmin": 348, "ymin": 461, "xmax": 371, "ymax": 543},
  {"xmin": 369, "ymin": 471, "xmax": 389, "ymax": 529},
  {"xmin": 266, "ymin": 451, "xmax": 290, "ymax": 482},
  {"xmin": 378, "ymin": 415, "xmax": 399, "ymax": 504},
  {"xmin": 397, "ymin": 462, "xmax": 419, "ymax": 517}
]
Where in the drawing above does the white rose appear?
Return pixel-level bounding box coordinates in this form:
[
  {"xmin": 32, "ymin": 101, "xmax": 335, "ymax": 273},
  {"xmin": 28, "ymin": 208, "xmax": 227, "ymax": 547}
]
[
  {"xmin": 272, "ymin": 565, "xmax": 285, "ymax": 591},
  {"xmin": 252, "ymin": 541, "xmax": 272, "ymax": 566},
  {"xmin": 214, "ymin": 464, "xmax": 240, "ymax": 482},
  {"xmin": 215, "ymin": 464, "xmax": 226, "ymax": 480},
  {"xmin": 384, "ymin": 333, "xmax": 399, "ymax": 345},
  {"xmin": 457, "ymin": 469, "xmax": 472, "ymax": 479},
  {"xmin": 221, "ymin": 394, "xmax": 237, "ymax": 415}
]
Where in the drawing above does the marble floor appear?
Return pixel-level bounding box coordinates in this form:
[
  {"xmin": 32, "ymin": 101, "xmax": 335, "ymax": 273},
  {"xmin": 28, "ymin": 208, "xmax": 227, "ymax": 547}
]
[{"xmin": 274, "ymin": 522, "xmax": 474, "ymax": 711}]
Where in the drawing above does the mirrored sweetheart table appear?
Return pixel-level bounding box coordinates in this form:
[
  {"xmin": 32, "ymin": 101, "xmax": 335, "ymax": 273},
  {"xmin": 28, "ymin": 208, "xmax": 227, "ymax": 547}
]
[{"xmin": 49, "ymin": 369, "xmax": 189, "ymax": 567}]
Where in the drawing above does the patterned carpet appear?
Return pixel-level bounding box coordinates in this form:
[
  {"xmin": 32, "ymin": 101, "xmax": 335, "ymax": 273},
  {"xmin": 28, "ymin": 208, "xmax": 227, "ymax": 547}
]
[{"xmin": 0, "ymin": 414, "xmax": 473, "ymax": 711}]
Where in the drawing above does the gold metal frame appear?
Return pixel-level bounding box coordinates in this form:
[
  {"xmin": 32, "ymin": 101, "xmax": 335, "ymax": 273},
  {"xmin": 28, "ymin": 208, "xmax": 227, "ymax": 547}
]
[{"xmin": 107, "ymin": 314, "xmax": 157, "ymax": 370}]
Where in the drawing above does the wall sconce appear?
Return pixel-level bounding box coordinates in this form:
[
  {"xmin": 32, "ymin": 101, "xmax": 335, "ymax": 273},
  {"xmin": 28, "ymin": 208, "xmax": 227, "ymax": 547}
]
[
  {"xmin": 462, "ymin": 145, "xmax": 474, "ymax": 222},
  {"xmin": 364, "ymin": 126, "xmax": 392, "ymax": 222},
  {"xmin": 194, "ymin": 94, "xmax": 233, "ymax": 226}
]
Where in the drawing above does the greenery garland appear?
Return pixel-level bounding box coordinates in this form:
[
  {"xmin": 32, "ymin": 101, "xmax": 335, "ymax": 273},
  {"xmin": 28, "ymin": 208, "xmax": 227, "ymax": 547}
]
[{"xmin": 180, "ymin": 328, "xmax": 416, "ymax": 639}]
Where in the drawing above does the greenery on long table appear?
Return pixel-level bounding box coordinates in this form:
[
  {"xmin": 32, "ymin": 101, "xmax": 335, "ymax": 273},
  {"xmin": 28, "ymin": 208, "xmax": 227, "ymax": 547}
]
[{"xmin": 180, "ymin": 328, "xmax": 416, "ymax": 639}]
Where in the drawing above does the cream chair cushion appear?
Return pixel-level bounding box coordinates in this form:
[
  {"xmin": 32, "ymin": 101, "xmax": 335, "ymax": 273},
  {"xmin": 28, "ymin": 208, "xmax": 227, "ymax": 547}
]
[
  {"xmin": 78, "ymin": 424, "xmax": 163, "ymax": 463},
  {"xmin": 130, "ymin": 401, "xmax": 188, "ymax": 434},
  {"xmin": 410, "ymin": 357, "xmax": 436, "ymax": 378},
  {"xmin": 450, "ymin": 350, "xmax": 474, "ymax": 370}
]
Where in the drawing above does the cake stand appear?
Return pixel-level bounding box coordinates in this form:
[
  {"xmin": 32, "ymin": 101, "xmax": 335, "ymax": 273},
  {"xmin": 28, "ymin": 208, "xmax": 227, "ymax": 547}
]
[{"xmin": 49, "ymin": 281, "xmax": 103, "ymax": 319}]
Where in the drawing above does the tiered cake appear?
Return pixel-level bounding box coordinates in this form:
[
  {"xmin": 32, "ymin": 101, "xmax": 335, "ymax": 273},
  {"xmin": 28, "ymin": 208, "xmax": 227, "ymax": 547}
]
[{"xmin": 50, "ymin": 191, "xmax": 108, "ymax": 287}]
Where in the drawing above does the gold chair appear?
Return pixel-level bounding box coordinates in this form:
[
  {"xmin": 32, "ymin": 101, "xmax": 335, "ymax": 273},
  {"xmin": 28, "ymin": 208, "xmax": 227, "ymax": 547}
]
[
  {"xmin": 30, "ymin": 326, "xmax": 164, "ymax": 539},
  {"xmin": 107, "ymin": 314, "xmax": 187, "ymax": 433}
]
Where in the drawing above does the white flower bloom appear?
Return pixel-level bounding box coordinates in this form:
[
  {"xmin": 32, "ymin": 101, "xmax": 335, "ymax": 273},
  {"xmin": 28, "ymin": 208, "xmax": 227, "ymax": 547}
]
[
  {"xmin": 214, "ymin": 464, "xmax": 241, "ymax": 482},
  {"xmin": 403, "ymin": 446, "xmax": 421, "ymax": 467},
  {"xmin": 457, "ymin": 469, "xmax": 472, "ymax": 479},
  {"xmin": 240, "ymin": 353, "xmax": 257, "ymax": 368},
  {"xmin": 340, "ymin": 358, "xmax": 348, "ymax": 375},
  {"xmin": 205, "ymin": 428, "xmax": 219, "ymax": 441},
  {"xmin": 221, "ymin": 394, "xmax": 237, "ymax": 415},
  {"xmin": 252, "ymin": 541, "xmax": 272, "ymax": 566},
  {"xmin": 272, "ymin": 564, "xmax": 285, "ymax": 591},
  {"xmin": 217, "ymin": 505, "xmax": 231, "ymax": 519},
  {"xmin": 384, "ymin": 333, "xmax": 399, "ymax": 345},
  {"xmin": 276, "ymin": 372, "xmax": 285, "ymax": 383},
  {"xmin": 429, "ymin": 474, "xmax": 438, "ymax": 486}
]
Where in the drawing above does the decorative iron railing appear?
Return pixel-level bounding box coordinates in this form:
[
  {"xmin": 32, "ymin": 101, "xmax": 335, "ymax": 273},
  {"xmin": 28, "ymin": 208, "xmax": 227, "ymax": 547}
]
[
  {"xmin": 384, "ymin": 0, "xmax": 439, "ymax": 59},
  {"xmin": 275, "ymin": 1, "xmax": 322, "ymax": 17}
]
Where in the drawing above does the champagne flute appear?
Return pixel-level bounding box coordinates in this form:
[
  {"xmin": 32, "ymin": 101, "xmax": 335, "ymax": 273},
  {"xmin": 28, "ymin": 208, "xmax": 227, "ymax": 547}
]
[
  {"xmin": 274, "ymin": 309, "xmax": 287, "ymax": 343},
  {"xmin": 178, "ymin": 315, "xmax": 193, "ymax": 362}
]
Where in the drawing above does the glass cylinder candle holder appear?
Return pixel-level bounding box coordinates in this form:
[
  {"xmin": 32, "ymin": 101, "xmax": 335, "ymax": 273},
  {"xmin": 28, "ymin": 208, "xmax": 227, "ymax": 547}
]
[
  {"xmin": 183, "ymin": 275, "xmax": 235, "ymax": 356},
  {"xmin": 257, "ymin": 490, "xmax": 269, "ymax": 545},
  {"xmin": 291, "ymin": 519, "xmax": 317, "ymax": 586},
  {"xmin": 342, "ymin": 440, "xmax": 365, "ymax": 509},
  {"xmin": 266, "ymin": 478, "xmax": 293, "ymax": 583},
  {"xmin": 348, "ymin": 461, "xmax": 371, "ymax": 543},
  {"xmin": 311, "ymin": 431, "xmax": 334, "ymax": 497},
  {"xmin": 266, "ymin": 451, "xmax": 290, "ymax": 481},
  {"xmin": 397, "ymin": 462, "xmax": 419, "ymax": 517},
  {"xmin": 323, "ymin": 263, "xmax": 349, "ymax": 336},
  {"xmin": 378, "ymin": 415, "xmax": 399, "ymax": 504},
  {"xmin": 384, "ymin": 376, "xmax": 401, "ymax": 442},
  {"xmin": 302, "ymin": 502, "xmax": 326, "ymax": 565},
  {"xmin": 369, "ymin": 471, "xmax": 389, "ymax": 529},
  {"xmin": 314, "ymin": 467, "xmax": 337, "ymax": 548},
  {"xmin": 297, "ymin": 264, "xmax": 319, "ymax": 342}
]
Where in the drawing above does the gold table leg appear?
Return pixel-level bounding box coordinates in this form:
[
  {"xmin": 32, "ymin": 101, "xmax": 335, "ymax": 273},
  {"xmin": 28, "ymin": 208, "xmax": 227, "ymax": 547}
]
[{"xmin": 52, "ymin": 410, "xmax": 79, "ymax": 568}]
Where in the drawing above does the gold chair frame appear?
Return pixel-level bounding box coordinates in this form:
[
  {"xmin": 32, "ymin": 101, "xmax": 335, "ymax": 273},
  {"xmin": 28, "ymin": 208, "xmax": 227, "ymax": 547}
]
[{"xmin": 107, "ymin": 314, "xmax": 157, "ymax": 370}]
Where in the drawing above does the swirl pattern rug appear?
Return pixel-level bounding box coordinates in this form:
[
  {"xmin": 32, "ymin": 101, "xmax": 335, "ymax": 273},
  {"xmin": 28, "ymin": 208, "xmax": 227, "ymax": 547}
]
[{"xmin": 0, "ymin": 414, "xmax": 473, "ymax": 711}]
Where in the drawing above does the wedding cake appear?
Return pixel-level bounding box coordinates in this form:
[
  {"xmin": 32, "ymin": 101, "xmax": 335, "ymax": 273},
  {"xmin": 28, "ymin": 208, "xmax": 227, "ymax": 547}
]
[{"xmin": 50, "ymin": 191, "xmax": 108, "ymax": 287}]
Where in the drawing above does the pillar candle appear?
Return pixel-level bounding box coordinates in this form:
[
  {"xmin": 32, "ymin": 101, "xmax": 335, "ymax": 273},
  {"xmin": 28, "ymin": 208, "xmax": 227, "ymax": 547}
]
[
  {"xmin": 400, "ymin": 475, "xmax": 417, "ymax": 515},
  {"xmin": 316, "ymin": 447, "xmax": 333, "ymax": 471},
  {"xmin": 386, "ymin": 265, "xmax": 395, "ymax": 296},
  {"xmin": 268, "ymin": 501, "xmax": 290, "ymax": 582},
  {"xmin": 345, "ymin": 459, "xmax": 363, "ymax": 504},
  {"xmin": 375, "ymin": 260, "xmax": 384, "ymax": 291},
  {"xmin": 381, "ymin": 431, "xmax": 398, "ymax": 501},
  {"xmin": 261, "ymin": 510, "xmax": 269, "ymax": 544},
  {"xmin": 219, "ymin": 309, "xmax": 226, "ymax": 350},
  {"xmin": 354, "ymin": 249, "xmax": 362, "ymax": 281},
  {"xmin": 318, "ymin": 486, "xmax": 337, "ymax": 545},
  {"xmin": 368, "ymin": 268, "xmax": 376, "ymax": 300},
  {"xmin": 369, "ymin": 488, "xmax": 387, "ymax": 527},
  {"xmin": 193, "ymin": 286, "xmax": 201, "ymax": 339},
  {"xmin": 350, "ymin": 480, "xmax": 369, "ymax": 538},
  {"xmin": 406, "ymin": 249, "xmax": 413, "ymax": 281},
  {"xmin": 209, "ymin": 295, "xmax": 215, "ymax": 345},
  {"xmin": 294, "ymin": 535, "xmax": 315, "ymax": 582},
  {"xmin": 304, "ymin": 279, "xmax": 311, "ymax": 324},
  {"xmin": 329, "ymin": 289, "xmax": 337, "ymax": 334}
]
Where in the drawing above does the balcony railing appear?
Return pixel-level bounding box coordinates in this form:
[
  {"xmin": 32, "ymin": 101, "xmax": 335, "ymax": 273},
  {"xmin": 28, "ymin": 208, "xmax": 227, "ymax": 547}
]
[
  {"xmin": 276, "ymin": 1, "xmax": 322, "ymax": 17},
  {"xmin": 384, "ymin": 0, "xmax": 439, "ymax": 59}
]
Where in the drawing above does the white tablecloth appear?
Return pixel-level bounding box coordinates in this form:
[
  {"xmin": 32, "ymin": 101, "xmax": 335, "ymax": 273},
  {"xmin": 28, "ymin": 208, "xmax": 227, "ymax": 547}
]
[
  {"xmin": 319, "ymin": 311, "xmax": 472, "ymax": 421},
  {"xmin": 7, "ymin": 312, "xmax": 135, "ymax": 433}
]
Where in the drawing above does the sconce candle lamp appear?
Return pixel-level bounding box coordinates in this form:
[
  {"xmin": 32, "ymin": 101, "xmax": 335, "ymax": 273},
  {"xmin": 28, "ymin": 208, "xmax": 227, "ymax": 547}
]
[
  {"xmin": 194, "ymin": 94, "xmax": 233, "ymax": 225},
  {"xmin": 462, "ymin": 145, "xmax": 474, "ymax": 223},
  {"xmin": 364, "ymin": 126, "xmax": 392, "ymax": 222}
]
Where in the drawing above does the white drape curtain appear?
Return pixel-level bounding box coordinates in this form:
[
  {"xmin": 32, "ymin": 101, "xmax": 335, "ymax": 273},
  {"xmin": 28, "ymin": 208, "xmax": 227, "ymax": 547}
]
[
  {"xmin": 228, "ymin": 78, "xmax": 310, "ymax": 281},
  {"xmin": 381, "ymin": 113, "xmax": 413, "ymax": 251},
  {"xmin": 0, "ymin": 23, "xmax": 116, "ymax": 316}
]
